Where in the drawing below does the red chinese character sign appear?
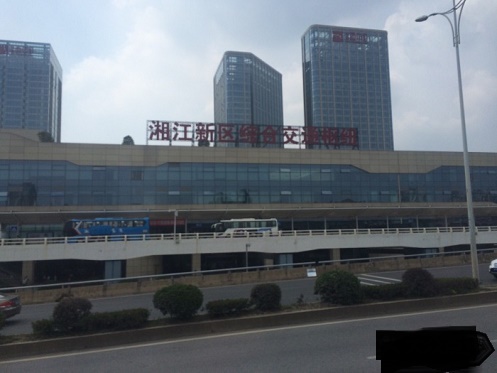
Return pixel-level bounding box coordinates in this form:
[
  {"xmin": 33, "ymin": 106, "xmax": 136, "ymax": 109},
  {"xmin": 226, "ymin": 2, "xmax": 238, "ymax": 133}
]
[
  {"xmin": 0, "ymin": 44, "xmax": 34, "ymax": 56},
  {"xmin": 147, "ymin": 120, "xmax": 358, "ymax": 149},
  {"xmin": 332, "ymin": 31, "xmax": 369, "ymax": 44}
]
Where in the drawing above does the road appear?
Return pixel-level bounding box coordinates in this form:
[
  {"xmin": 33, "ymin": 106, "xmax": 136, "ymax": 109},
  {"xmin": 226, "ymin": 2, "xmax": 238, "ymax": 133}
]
[
  {"xmin": 2, "ymin": 262, "xmax": 496, "ymax": 336},
  {"xmin": 1, "ymin": 277, "xmax": 321, "ymax": 336},
  {"xmin": 2, "ymin": 302, "xmax": 497, "ymax": 372}
]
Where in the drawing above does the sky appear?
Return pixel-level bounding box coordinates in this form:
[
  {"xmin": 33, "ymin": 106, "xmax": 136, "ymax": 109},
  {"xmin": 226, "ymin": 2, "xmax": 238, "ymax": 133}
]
[{"xmin": 1, "ymin": 0, "xmax": 496, "ymax": 152}]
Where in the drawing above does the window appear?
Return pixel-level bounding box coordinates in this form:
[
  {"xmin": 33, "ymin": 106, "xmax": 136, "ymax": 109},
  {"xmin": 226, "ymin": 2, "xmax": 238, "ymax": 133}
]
[{"xmin": 131, "ymin": 170, "xmax": 143, "ymax": 181}]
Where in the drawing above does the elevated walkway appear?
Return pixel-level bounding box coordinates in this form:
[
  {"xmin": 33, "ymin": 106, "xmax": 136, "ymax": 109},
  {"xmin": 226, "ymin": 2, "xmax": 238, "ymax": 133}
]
[{"xmin": 1, "ymin": 226, "xmax": 497, "ymax": 262}]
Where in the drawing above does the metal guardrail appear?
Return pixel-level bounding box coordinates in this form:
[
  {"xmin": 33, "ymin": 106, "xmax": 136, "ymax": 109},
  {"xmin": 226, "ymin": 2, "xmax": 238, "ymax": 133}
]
[
  {"xmin": 2, "ymin": 225, "xmax": 497, "ymax": 247},
  {"xmin": 1, "ymin": 247, "xmax": 495, "ymax": 293}
]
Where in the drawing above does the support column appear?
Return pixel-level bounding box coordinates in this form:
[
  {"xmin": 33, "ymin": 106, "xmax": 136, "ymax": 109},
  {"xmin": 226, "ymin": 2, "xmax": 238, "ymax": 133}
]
[
  {"xmin": 22, "ymin": 260, "xmax": 35, "ymax": 285},
  {"xmin": 277, "ymin": 254, "xmax": 293, "ymax": 265},
  {"xmin": 126, "ymin": 256, "xmax": 162, "ymax": 277},
  {"xmin": 191, "ymin": 253, "xmax": 201, "ymax": 272},
  {"xmin": 330, "ymin": 248, "xmax": 341, "ymax": 262},
  {"xmin": 105, "ymin": 260, "xmax": 122, "ymax": 279},
  {"xmin": 264, "ymin": 256, "xmax": 274, "ymax": 266}
]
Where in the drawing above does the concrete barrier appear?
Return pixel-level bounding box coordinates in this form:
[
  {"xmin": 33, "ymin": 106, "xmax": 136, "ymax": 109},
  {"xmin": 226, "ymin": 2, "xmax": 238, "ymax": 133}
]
[{"xmin": 13, "ymin": 253, "xmax": 494, "ymax": 305}]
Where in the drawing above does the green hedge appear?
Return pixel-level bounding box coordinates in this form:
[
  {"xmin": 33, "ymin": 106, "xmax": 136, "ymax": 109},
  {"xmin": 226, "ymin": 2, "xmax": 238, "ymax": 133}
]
[
  {"xmin": 362, "ymin": 273, "xmax": 479, "ymax": 302},
  {"xmin": 362, "ymin": 283, "xmax": 407, "ymax": 301},
  {"xmin": 250, "ymin": 283, "xmax": 282, "ymax": 311},
  {"xmin": 52, "ymin": 297, "xmax": 93, "ymax": 333},
  {"xmin": 402, "ymin": 268, "xmax": 438, "ymax": 298},
  {"xmin": 206, "ymin": 298, "xmax": 251, "ymax": 317},
  {"xmin": 32, "ymin": 308, "xmax": 150, "ymax": 336},
  {"xmin": 84, "ymin": 308, "xmax": 150, "ymax": 331},
  {"xmin": 153, "ymin": 284, "xmax": 203, "ymax": 320},
  {"xmin": 32, "ymin": 319, "xmax": 56, "ymax": 337},
  {"xmin": 436, "ymin": 277, "xmax": 479, "ymax": 295},
  {"xmin": 314, "ymin": 269, "xmax": 363, "ymax": 305}
]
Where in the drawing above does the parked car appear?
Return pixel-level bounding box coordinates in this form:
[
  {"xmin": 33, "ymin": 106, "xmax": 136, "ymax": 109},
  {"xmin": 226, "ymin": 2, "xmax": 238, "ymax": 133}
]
[
  {"xmin": 0, "ymin": 293, "xmax": 21, "ymax": 319},
  {"xmin": 489, "ymin": 259, "xmax": 497, "ymax": 278}
]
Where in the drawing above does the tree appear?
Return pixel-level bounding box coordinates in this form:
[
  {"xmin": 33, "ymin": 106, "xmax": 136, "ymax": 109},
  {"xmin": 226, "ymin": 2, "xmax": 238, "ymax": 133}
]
[
  {"xmin": 52, "ymin": 297, "xmax": 92, "ymax": 332},
  {"xmin": 122, "ymin": 135, "xmax": 135, "ymax": 145},
  {"xmin": 38, "ymin": 131, "xmax": 54, "ymax": 142}
]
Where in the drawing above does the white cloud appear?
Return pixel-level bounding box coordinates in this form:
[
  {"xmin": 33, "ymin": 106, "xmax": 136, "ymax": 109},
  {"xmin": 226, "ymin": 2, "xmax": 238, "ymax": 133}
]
[
  {"xmin": 63, "ymin": 5, "xmax": 216, "ymax": 144},
  {"xmin": 464, "ymin": 69, "xmax": 497, "ymax": 146}
]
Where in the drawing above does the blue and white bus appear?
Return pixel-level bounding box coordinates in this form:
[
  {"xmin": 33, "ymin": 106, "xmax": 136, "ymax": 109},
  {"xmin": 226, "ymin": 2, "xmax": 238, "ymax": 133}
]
[{"xmin": 63, "ymin": 217, "xmax": 150, "ymax": 240}]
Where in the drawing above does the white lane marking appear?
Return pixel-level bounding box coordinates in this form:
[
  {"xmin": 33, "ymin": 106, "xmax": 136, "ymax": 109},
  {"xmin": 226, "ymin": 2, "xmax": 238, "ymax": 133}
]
[
  {"xmin": 359, "ymin": 273, "xmax": 401, "ymax": 286},
  {"xmin": 360, "ymin": 281, "xmax": 379, "ymax": 286},
  {"xmin": 359, "ymin": 277, "xmax": 392, "ymax": 285},
  {"xmin": 360, "ymin": 274, "xmax": 402, "ymax": 282}
]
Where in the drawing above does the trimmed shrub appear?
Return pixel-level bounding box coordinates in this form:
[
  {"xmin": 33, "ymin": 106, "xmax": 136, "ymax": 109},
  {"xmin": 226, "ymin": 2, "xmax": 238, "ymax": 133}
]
[
  {"xmin": 32, "ymin": 319, "xmax": 56, "ymax": 336},
  {"xmin": 33, "ymin": 308, "xmax": 150, "ymax": 336},
  {"xmin": 153, "ymin": 284, "xmax": 203, "ymax": 320},
  {"xmin": 85, "ymin": 308, "xmax": 150, "ymax": 331},
  {"xmin": 250, "ymin": 283, "xmax": 282, "ymax": 311},
  {"xmin": 206, "ymin": 298, "xmax": 251, "ymax": 317},
  {"xmin": 362, "ymin": 283, "xmax": 407, "ymax": 301},
  {"xmin": 436, "ymin": 277, "xmax": 479, "ymax": 295},
  {"xmin": 52, "ymin": 297, "xmax": 92, "ymax": 332},
  {"xmin": 402, "ymin": 268, "xmax": 438, "ymax": 298},
  {"xmin": 314, "ymin": 269, "xmax": 363, "ymax": 305}
]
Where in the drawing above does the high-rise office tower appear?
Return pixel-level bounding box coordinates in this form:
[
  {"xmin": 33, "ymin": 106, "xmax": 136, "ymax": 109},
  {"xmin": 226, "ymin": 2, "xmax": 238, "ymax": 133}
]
[
  {"xmin": 0, "ymin": 40, "xmax": 62, "ymax": 142},
  {"xmin": 302, "ymin": 25, "xmax": 394, "ymax": 150},
  {"xmin": 214, "ymin": 51, "xmax": 283, "ymax": 148}
]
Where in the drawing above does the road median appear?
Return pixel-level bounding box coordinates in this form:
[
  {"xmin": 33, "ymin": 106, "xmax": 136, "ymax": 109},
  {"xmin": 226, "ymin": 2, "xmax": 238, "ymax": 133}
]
[{"xmin": 1, "ymin": 289, "xmax": 497, "ymax": 361}]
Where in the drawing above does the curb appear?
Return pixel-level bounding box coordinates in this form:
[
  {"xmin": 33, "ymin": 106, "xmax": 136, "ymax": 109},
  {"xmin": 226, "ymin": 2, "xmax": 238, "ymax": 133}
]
[{"xmin": 1, "ymin": 290, "xmax": 497, "ymax": 361}]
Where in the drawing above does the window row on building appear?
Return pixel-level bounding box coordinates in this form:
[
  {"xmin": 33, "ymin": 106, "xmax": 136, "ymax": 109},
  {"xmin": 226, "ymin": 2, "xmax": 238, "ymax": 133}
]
[{"xmin": 2, "ymin": 160, "xmax": 497, "ymax": 207}]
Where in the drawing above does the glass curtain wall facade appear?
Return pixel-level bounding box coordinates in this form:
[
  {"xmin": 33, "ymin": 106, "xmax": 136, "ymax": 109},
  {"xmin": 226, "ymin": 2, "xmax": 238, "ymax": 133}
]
[
  {"xmin": 0, "ymin": 40, "xmax": 62, "ymax": 142},
  {"xmin": 302, "ymin": 25, "xmax": 394, "ymax": 151},
  {"xmin": 3, "ymin": 160, "xmax": 497, "ymax": 207},
  {"xmin": 214, "ymin": 51, "xmax": 283, "ymax": 148}
]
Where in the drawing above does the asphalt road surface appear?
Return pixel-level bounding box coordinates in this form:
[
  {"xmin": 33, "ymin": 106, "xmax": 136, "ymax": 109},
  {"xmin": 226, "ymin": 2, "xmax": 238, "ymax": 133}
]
[
  {"xmin": 2, "ymin": 262, "xmax": 496, "ymax": 337},
  {"xmin": 2, "ymin": 302, "xmax": 497, "ymax": 372}
]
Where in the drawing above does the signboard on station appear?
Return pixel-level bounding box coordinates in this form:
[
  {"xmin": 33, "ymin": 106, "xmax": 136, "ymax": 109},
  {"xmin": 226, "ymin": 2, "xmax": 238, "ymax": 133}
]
[{"xmin": 146, "ymin": 120, "xmax": 359, "ymax": 149}]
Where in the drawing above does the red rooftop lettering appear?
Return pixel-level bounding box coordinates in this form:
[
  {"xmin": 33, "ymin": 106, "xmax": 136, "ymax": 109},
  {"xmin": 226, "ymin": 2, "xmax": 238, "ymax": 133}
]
[
  {"xmin": 283, "ymin": 126, "xmax": 300, "ymax": 145},
  {"xmin": 172, "ymin": 122, "xmax": 193, "ymax": 141},
  {"xmin": 239, "ymin": 125, "xmax": 259, "ymax": 144},
  {"xmin": 147, "ymin": 120, "xmax": 359, "ymax": 149},
  {"xmin": 148, "ymin": 121, "xmax": 170, "ymax": 141},
  {"xmin": 217, "ymin": 124, "xmax": 236, "ymax": 143}
]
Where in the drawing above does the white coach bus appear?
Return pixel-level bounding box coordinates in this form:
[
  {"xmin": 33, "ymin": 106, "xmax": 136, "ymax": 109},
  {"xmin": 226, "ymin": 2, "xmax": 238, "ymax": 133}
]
[{"xmin": 211, "ymin": 218, "xmax": 279, "ymax": 237}]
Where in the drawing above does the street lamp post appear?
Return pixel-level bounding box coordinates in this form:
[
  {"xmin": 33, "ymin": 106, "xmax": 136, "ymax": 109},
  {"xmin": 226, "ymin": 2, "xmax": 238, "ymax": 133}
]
[
  {"xmin": 416, "ymin": 0, "xmax": 479, "ymax": 282},
  {"xmin": 174, "ymin": 210, "xmax": 177, "ymax": 240},
  {"xmin": 245, "ymin": 243, "xmax": 250, "ymax": 272},
  {"xmin": 168, "ymin": 209, "xmax": 178, "ymax": 242}
]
